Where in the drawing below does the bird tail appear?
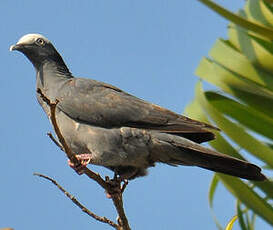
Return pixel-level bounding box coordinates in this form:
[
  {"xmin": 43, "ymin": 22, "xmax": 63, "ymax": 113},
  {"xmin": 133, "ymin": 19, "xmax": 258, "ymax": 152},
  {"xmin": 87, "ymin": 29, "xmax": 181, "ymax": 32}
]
[{"xmin": 151, "ymin": 133, "xmax": 266, "ymax": 181}]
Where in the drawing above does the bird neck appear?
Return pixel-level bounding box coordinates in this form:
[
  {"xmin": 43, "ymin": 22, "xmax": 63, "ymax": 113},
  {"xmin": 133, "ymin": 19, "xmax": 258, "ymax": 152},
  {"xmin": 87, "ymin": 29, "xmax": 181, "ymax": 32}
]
[
  {"xmin": 38, "ymin": 58, "xmax": 72, "ymax": 77},
  {"xmin": 36, "ymin": 60, "xmax": 73, "ymax": 90},
  {"xmin": 47, "ymin": 51, "xmax": 72, "ymax": 76}
]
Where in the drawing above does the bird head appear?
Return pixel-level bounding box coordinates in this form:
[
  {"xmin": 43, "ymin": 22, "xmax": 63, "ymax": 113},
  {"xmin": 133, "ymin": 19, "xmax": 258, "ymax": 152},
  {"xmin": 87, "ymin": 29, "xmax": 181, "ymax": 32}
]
[{"xmin": 10, "ymin": 34, "xmax": 67, "ymax": 71}]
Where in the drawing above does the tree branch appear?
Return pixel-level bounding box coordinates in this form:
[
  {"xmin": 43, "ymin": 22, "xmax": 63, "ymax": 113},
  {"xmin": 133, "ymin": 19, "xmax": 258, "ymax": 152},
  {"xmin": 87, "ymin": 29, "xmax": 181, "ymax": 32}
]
[
  {"xmin": 47, "ymin": 132, "xmax": 64, "ymax": 151},
  {"xmin": 36, "ymin": 88, "xmax": 131, "ymax": 230},
  {"xmin": 34, "ymin": 173, "xmax": 118, "ymax": 229},
  {"xmin": 37, "ymin": 88, "xmax": 78, "ymax": 164}
]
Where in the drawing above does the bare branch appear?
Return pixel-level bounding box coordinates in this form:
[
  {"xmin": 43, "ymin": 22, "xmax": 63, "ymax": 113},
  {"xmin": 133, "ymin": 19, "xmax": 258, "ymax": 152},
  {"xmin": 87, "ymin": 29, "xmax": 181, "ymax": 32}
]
[
  {"xmin": 36, "ymin": 88, "xmax": 131, "ymax": 230},
  {"xmin": 37, "ymin": 88, "xmax": 79, "ymax": 165},
  {"xmin": 47, "ymin": 132, "xmax": 64, "ymax": 151},
  {"xmin": 34, "ymin": 173, "xmax": 118, "ymax": 229},
  {"xmin": 121, "ymin": 180, "xmax": 129, "ymax": 194},
  {"xmin": 112, "ymin": 193, "xmax": 130, "ymax": 229}
]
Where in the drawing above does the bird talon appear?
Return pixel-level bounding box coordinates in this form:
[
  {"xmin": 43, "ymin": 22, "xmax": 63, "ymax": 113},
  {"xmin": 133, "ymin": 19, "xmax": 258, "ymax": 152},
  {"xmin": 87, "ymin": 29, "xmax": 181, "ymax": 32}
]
[{"xmin": 68, "ymin": 154, "xmax": 92, "ymax": 174}]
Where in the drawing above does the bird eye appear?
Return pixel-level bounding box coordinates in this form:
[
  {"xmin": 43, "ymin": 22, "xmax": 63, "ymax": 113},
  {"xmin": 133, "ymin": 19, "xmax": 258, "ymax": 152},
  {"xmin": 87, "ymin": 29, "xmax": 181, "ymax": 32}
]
[{"xmin": 36, "ymin": 38, "xmax": 45, "ymax": 46}]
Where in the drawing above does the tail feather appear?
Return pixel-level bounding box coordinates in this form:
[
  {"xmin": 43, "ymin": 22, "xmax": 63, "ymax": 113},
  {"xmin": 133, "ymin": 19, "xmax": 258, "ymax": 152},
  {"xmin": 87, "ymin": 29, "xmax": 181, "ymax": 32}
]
[
  {"xmin": 177, "ymin": 146, "xmax": 266, "ymax": 181},
  {"xmin": 152, "ymin": 133, "xmax": 266, "ymax": 181}
]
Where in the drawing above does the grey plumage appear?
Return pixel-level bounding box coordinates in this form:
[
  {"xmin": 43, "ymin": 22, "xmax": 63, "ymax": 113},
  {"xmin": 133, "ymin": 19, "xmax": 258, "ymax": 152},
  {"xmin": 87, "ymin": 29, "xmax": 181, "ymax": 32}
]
[{"xmin": 10, "ymin": 34, "xmax": 266, "ymax": 181}]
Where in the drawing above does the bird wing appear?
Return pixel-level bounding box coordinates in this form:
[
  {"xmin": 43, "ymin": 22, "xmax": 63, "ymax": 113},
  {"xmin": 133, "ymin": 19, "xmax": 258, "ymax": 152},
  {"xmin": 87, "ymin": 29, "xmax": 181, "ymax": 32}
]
[{"xmin": 56, "ymin": 78, "xmax": 219, "ymax": 143}]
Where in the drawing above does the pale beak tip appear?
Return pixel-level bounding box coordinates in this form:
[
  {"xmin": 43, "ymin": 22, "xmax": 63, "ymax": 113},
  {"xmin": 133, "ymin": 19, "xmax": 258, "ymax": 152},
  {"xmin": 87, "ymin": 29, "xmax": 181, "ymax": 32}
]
[{"xmin": 9, "ymin": 45, "xmax": 15, "ymax": 51}]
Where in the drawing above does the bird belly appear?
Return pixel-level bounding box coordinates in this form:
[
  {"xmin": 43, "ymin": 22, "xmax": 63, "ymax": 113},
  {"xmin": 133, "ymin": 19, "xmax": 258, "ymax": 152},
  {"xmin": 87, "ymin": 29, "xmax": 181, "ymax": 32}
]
[{"xmin": 55, "ymin": 110, "xmax": 152, "ymax": 168}]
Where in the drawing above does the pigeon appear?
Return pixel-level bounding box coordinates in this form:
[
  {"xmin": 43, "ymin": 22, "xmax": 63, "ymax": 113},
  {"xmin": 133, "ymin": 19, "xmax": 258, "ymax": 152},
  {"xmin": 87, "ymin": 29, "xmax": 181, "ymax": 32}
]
[{"xmin": 10, "ymin": 34, "xmax": 266, "ymax": 181}]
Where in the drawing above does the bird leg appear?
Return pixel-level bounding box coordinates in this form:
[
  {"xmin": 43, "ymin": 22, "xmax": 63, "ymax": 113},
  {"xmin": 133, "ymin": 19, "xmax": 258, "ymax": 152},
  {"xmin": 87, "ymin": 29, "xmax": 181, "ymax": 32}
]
[
  {"xmin": 104, "ymin": 175, "xmax": 128, "ymax": 198},
  {"xmin": 68, "ymin": 154, "xmax": 92, "ymax": 175},
  {"xmin": 104, "ymin": 176, "xmax": 120, "ymax": 198}
]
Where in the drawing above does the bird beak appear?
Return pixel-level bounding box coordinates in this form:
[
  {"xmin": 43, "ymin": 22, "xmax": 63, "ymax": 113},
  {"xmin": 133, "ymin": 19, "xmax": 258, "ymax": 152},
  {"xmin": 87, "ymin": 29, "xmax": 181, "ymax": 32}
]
[{"xmin": 10, "ymin": 44, "xmax": 22, "ymax": 51}]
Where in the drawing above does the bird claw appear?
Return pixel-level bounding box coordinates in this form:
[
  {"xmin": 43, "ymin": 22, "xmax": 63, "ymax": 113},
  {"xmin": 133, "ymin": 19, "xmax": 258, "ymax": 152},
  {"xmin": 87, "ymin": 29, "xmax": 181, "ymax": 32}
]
[
  {"xmin": 104, "ymin": 176, "xmax": 128, "ymax": 199},
  {"xmin": 68, "ymin": 154, "xmax": 92, "ymax": 175}
]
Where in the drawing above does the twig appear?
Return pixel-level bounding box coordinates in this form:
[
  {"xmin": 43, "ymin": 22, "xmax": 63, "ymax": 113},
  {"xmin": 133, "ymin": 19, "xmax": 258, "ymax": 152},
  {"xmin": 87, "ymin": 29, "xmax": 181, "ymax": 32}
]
[
  {"xmin": 47, "ymin": 132, "xmax": 64, "ymax": 151},
  {"xmin": 37, "ymin": 88, "xmax": 78, "ymax": 165},
  {"xmin": 121, "ymin": 180, "xmax": 129, "ymax": 194},
  {"xmin": 112, "ymin": 194, "xmax": 130, "ymax": 229},
  {"xmin": 36, "ymin": 88, "xmax": 131, "ymax": 230},
  {"xmin": 34, "ymin": 173, "xmax": 118, "ymax": 229}
]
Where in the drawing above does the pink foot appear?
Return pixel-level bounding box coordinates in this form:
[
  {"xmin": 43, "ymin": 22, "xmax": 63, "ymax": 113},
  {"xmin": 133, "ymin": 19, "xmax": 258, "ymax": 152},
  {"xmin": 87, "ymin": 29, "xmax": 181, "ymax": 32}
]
[
  {"xmin": 106, "ymin": 192, "xmax": 112, "ymax": 199},
  {"xmin": 68, "ymin": 154, "xmax": 92, "ymax": 175}
]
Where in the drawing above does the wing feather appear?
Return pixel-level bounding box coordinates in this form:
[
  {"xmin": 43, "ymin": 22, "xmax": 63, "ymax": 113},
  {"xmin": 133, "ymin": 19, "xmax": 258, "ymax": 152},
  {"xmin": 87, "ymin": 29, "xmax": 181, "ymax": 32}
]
[{"xmin": 57, "ymin": 78, "xmax": 219, "ymax": 143}]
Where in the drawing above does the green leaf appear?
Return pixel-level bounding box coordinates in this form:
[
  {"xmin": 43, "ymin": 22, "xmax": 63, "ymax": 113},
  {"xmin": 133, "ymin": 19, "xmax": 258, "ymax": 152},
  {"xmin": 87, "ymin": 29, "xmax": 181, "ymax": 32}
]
[
  {"xmin": 252, "ymin": 180, "xmax": 273, "ymax": 199},
  {"xmin": 206, "ymin": 174, "xmax": 225, "ymax": 230},
  {"xmin": 262, "ymin": 0, "xmax": 273, "ymax": 19},
  {"xmin": 186, "ymin": 86, "xmax": 273, "ymax": 200},
  {"xmin": 194, "ymin": 83, "xmax": 273, "ymax": 167},
  {"xmin": 245, "ymin": 0, "xmax": 271, "ymax": 27},
  {"xmin": 249, "ymin": 33, "xmax": 273, "ymax": 56},
  {"xmin": 263, "ymin": 0, "xmax": 273, "ymax": 5},
  {"xmin": 197, "ymin": 0, "xmax": 273, "ymax": 39},
  {"xmin": 205, "ymin": 91, "xmax": 273, "ymax": 140},
  {"xmin": 208, "ymin": 174, "xmax": 219, "ymax": 208},
  {"xmin": 237, "ymin": 201, "xmax": 248, "ymax": 230},
  {"xmin": 250, "ymin": 213, "xmax": 257, "ymax": 230},
  {"xmin": 209, "ymin": 39, "xmax": 273, "ymax": 90},
  {"xmin": 219, "ymin": 174, "xmax": 273, "ymax": 226},
  {"xmin": 196, "ymin": 58, "xmax": 273, "ymax": 116},
  {"xmin": 190, "ymin": 1, "xmax": 273, "ymax": 228},
  {"xmin": 227, "ymin": 10, "xmax": 257, "ymax": 57}
]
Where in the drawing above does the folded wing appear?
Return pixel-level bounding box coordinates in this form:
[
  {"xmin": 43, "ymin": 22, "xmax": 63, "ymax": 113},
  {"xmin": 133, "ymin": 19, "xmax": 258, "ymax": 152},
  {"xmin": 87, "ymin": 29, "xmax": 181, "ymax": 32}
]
[{"xmin": 57, "ymin": 78, "xmax": 219, "ymax": 143}]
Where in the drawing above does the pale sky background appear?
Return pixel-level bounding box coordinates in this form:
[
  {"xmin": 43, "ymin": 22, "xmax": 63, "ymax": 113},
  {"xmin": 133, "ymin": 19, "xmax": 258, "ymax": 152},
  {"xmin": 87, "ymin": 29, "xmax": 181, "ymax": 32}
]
[{"xmin": 1, "ymin": 1, "xmax": 271, "ymax": 230}]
